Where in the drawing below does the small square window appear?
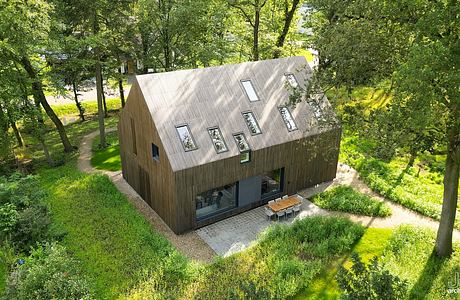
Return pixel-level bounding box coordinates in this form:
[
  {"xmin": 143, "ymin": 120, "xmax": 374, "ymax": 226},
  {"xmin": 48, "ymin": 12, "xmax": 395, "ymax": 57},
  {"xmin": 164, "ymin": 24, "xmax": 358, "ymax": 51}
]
[
  {"xmin": 240, "ymin": 151, "xmax": 251, "ymax": 164},
  {"xmin": 242, "ymin": 111, "xmax": 262, "ymax": 135},
  {"xmin": 152, "ymin": 143, "xmax": 159, "ymax": 161},
  {"xmin": 241, "ymin": 80, "xmax": 259, "ymax": 102},
  {"xmin": 278, "ymin": 106, "xmax": 298, "ymax": 132},
  {"xmin": 175, "ymin": 124, "xmax": 198, "ymax": 151},
  {"xmin": 284, "ymin": 73, "xmax": 299, "ymax": 88}
]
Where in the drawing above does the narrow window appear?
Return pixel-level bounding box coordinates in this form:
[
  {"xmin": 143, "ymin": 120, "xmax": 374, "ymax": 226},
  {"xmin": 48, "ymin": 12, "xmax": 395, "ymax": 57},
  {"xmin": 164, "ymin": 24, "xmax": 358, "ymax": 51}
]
[
  {"xmin": 233, "ymin": 133, "xmax": 251, "ymax": 164},
  {"xmin": 175, "ymin": 124, "xmax": 198, "ymax": 151},
  {"xmin": 152, "ymin": 143, "xmax": 159, "ymax": 161},
  {"xmin": 242, "ymin": 111, "xmax": 262, "ymax": 135},
  {"xmin": 308, "ymin": 99, "xmax": 324, "ymax": 120},
  {"xmin": 240, "ymin": 151, "xmax": 251, "ymax": 163},
  {"xmin": 241, "ymin": 80, "xmax": 259, "ymax": 102},
  {"xmin": 278, "ymin": 106, "xmax": 298, "ymax": 132},
  {"xmin": 284, "ymin": 73, "xmax": 299, "ymax": 88},
  {"xmin": 208, "ymin": 127, "xmax": 228, "ymax": 154},
  {"xmin": 131, "ymin": 118, "xmax": 137, "ymax": 155}
]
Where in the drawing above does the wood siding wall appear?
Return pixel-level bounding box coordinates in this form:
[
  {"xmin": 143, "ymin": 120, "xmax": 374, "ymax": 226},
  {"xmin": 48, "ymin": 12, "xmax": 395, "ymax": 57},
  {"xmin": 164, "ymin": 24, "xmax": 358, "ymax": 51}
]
[
  {"xmin": 173, "ymin": 127, "xmax": 341, "ymax": 233},
  {"xmin": 118, "ymin": 82, "xmax": 178, "ymax": 231}
]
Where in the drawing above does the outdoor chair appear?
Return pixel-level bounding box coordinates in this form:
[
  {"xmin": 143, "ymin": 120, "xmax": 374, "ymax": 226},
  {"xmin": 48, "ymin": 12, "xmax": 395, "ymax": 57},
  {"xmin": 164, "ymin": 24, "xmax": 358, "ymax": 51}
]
[
  {"xmin": 264, "ymin": 207, "xmax": 275, "ymax": 221},
  {"xmin": 268, "ymin": 200, "xmax": 275, "ymax": 205},
  {"xmin": 282, "ymin": 195, "xmax": 289, "ymax": 199},
  {"xmin": 275, "ymin": 197, "xmax": 281, "ymax": 202},
  {"xmin": 285, "ymin": 207, "xmax": 293, "ymax": 218},
  {"xmin": 276, "ymin": 209, "xmax": 286, "ymax": 221},
  {"xmin": 293, "ymin": 204, "xmax": 301, "ymax": 216}
]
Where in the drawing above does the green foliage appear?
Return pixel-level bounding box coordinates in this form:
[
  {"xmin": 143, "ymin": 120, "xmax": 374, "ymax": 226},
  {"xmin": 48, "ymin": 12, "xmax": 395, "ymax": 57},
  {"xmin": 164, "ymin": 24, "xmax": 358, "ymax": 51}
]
[
  {"xmin": 0, "ymin": 204, "xmax": 19, "ymax": 234},
  {"xmin": 340, "ymin": 134, "xmax": 460, "ymax": 229},
  {"xmin": 336, "ymin": 253, "xmax": 408, "ymax": 300},
  {"xmin": 5, "ymin": 243, "xmax": 93, "ymax": 300},
  {"xmin": 91, "ymin": 131, "xmax": 121, "ymax": 171},
  {"xmin": 311, "ymin": 185, "xmax": 391, "ymax": 217},
  {"xmin": 50, "ymin": 99, "xmax": 122, "ymax": 119},
  {"xmin": 381, "ymin": 226, "xmax": 460, "ymax": 299},
  {"xmin": 38, "ymin": 164, "xmax": 189, "ymax": 299}
]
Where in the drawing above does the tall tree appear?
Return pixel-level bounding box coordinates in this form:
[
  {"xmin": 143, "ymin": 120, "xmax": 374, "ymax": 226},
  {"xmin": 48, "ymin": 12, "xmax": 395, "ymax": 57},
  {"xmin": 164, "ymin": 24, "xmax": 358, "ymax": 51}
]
[
  {"xmin": 305, "ymin": 0, "xmax": 460, "ymax": 256},
  {"xmin": 0, "ymin": 0, "xmax": 75, "ymax": 153}
]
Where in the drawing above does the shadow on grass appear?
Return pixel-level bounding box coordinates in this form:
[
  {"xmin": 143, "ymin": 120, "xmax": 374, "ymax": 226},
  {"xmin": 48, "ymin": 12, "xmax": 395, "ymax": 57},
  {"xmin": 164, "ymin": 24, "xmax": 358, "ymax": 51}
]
[
  {"xmin": 408, "ymin": 249, "xmax": 447, "ymax": 299},
  {"xmin": 91, "ymin": 145, "xmax": 121, "ymax": 172}
]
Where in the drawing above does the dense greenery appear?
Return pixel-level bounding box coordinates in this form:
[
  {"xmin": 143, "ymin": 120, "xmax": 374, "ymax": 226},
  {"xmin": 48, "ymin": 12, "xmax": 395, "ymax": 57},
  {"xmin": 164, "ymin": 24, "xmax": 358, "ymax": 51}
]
[
  {"xmin": 311, "ymin": 185, "xmax": 391, "ymax": 217},
  {"xmin": 340, "ymin": 134, "xmax": 460, "ymax": 229},
  {"xmin": 305, "ymin": 0, "xmax": 460, "ymax": 256},
  {"xmin": 91, "ymin": 131, "xmax": 121, "ymax": 172},
  {"xmin": 336, "ymin": 253, "xmax": 408, "ymax": 300},
  {"xmin": 5, "ymin": 243, "xmax": 94, "ymax": 300}
]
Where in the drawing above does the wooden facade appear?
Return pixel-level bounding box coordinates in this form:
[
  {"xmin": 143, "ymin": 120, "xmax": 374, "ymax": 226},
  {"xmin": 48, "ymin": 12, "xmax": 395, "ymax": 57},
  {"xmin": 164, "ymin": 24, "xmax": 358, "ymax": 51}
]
[{"xmin": 118, "ymin": 57, "xmax": 341, "ymax": 234}]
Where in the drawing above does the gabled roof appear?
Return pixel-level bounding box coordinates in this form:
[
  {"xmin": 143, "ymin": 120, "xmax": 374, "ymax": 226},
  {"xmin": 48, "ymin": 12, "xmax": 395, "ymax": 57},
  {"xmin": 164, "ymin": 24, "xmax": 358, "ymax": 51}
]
[{"xmin": 135, "ymin": 56, "xmax": 338, "ymax": 172}]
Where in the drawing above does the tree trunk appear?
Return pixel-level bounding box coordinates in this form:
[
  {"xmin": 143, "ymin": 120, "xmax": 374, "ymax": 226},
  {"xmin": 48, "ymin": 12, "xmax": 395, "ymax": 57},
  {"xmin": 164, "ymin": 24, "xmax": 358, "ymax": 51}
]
[
  {"xmin": 118, "ymin": 67, "xmax": 125, "ymax": 107},
  {"xmin": 39, "ymin": 136, "xmax": 55, "ymax": 167},
  {"xmin": 100, "ymin": 73, "xmax": 108, "ymax": 117},
  {"xmin": 10, "ymin": 121, "xmax": 24, "ymax": 147},
  {"xmin": 253, "ymin": 2, "xmax": 260, "ymax": 61},
  {"xmin": 72, "ymin": 81, "xmax": 85, "ymax": 121},
  {"xmin": 436, "ymin": 114, "xmax": 460, "ymax": 256},
  {"xmin": 273, "ymin": 0, "xmax": 300, "ymax": 58},
  {"xmin": 95, "ymin": 61, "xmax": 106, "ymax": 148},
  {"xmin": 21, "ymin": 57, "xmax": 75, "ymax": 153}
]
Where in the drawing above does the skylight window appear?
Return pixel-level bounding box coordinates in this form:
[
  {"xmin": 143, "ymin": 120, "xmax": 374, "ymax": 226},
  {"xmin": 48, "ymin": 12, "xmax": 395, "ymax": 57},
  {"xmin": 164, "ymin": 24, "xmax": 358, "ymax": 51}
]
[
  {"xmin": 241, "ymin": 80, "xmax": 259, "ymax": 102},
  {"xmin": 208, "ymin": 127, "xmax": 228, "ymax": 154},
  {"xmin": 278, "ymin": 106, "xmax": 298, "ymax": 132},
  {"xmin": 284, "ymin": 73, "xmax": 299, "ymax": 88},
  {"xmin": 242, "ymin": 111, "xmax": 262, "ymax": 135},
  {"xmin": 309, "ymin": 100, "xmax": 324, "ymax": 119},
  {"xmin": 176, "ymin": 125, "xmax": 198, "ymax": 151},
  {"xmin": 233, "ymin": 133, "xmax": 250, "ymax": 152}
]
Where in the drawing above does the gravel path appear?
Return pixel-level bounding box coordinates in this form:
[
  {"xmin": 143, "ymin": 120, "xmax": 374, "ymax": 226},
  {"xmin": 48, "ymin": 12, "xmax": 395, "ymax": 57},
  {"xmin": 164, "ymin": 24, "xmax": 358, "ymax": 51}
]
[
  {"xmin": 77, "ymin": 128, "xmax": 216, "ymax": 263},
  {"xmin": 299, "ymin": 163, "xmax": 460, "ymax": 240}
]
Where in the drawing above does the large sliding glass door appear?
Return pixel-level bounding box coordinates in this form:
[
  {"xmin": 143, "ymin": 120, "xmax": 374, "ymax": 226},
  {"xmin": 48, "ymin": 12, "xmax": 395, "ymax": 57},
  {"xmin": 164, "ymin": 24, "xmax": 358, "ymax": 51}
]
[
  {"xmin": 261, "ymin": 168, "xmax": 284, "ymax": 200},
  {"xmin": 195, "ymin": 183, "xmax": 238, "ymax": 219}
]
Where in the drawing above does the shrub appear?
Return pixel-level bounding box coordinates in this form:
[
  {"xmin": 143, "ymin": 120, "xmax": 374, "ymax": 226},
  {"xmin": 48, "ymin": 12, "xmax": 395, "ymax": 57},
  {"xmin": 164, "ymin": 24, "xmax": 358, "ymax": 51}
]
[
  {"xmin": 10, "ymin": 205, "xmax": 52, "ymax": 252},
  {"xmin": 311, "ymin": 185, "xmax": 392, "ymax": 217},
  {"xmin": 5, "ymin": 243, "xmax": 93, "ymax": 300},
  {"xmin": 336, "ymin": 253, "xmax": 408, "ymax": 300},
  {"xmin": 0, "ymin": 203, "xmax": 19, "ymax": 235}
]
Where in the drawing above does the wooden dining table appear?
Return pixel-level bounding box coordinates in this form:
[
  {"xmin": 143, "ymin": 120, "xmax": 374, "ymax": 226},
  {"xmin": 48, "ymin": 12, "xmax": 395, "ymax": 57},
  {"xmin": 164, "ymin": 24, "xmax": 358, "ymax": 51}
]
[{"xmin": 267, "ymin": 196, "xmax": 301, "ymax": 213}]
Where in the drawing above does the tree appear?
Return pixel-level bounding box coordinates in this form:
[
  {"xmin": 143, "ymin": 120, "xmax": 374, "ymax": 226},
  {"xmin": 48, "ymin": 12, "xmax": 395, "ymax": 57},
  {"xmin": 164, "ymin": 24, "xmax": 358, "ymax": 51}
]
[
  {"xmin": 0, "ymin": 0, "xmax": 75, "ymax": 153},
  {"xmin": 304, "ymin": 0, "xmax": 460, "ymax": 256},
  {"xmin": 273, "ymin": 0, "xmax": 301, "ymax": 58}
]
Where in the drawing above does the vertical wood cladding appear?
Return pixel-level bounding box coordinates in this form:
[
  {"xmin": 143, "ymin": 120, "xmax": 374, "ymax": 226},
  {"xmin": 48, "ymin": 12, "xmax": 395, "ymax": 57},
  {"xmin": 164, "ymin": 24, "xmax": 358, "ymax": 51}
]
[{"xmin": 119, "ymin": 81, "xmax": 341, "ymax": 234}]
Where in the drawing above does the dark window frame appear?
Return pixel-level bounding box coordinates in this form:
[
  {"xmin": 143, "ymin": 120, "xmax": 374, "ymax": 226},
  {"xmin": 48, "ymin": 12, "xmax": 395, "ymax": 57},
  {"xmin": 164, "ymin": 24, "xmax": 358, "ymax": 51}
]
[
  {"xmin": 241, "ymin": 111, "xmax": 262, "ymax": 136},
  {"xmin": 175, "ymin": 123, "xmax": 199, "ymax": 152},
  {"xmin": 240, "ymin": 79, "xmax": 261, "ymax": 102},
  {"xmin": 151, "ymin": 143, "xmax": 160, "ymax": 161},
  {"xmin": 207, "ymin": 126, "xmax": 229, "ymax": 154},
  {"xmin": 278, "ymin": 106, "xmax": 298, "ymax": 132},
  {"xmin": 131, "ymin": 118, "xmax": 137, "ymax": 155},
  {"xmin": 284, "ymin": 72, "xmax": 299, "ymax": 88}
]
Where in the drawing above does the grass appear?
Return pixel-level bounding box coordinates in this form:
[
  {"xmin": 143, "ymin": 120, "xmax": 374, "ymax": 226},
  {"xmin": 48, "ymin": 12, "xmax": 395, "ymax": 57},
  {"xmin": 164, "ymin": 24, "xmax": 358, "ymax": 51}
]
[
  {"xmin": 38, "ymin": 164, "xmax": 189, "ymax": 299},
  {"xmin": 50, "ymin": 98, "xmax": 122, "ymax": 119},
  {"xmin": 340, "ymin": 134, "xmax": 460, "ymax": 229},
  {"xmin": 0, "ymin": 256, "xmax": 5, "ymax": 296},
  {"xmin": 91, "ymin": 131, "xmax": 122, "ymax": 172},
  {"xmin": 381, "ymin": 226, "xmax": 460, "ymax": 299},
  {"xmin": 311, "ymin": 185, "xmax": 392, "ymax": 217},
  {"xmin": 294, "ymin": 227, "xmax": 393, "ymax": 299}
]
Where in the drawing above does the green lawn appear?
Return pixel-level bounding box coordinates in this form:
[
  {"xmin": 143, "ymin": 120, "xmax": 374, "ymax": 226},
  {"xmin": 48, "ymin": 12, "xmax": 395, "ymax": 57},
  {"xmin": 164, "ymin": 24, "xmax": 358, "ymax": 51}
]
[
  {"xmin": 294, "ymin": 227, "xmax": 393, "ymax": 299},
  {"xmin": 91, "ymin": 131, "xmax": 122, "ymax": 172},
  {"xmin": 51, "ymin": 98, "xmax": 122, "ymax": 119},
  {"xmin": 311, "ymin": 185, "xmax": 392, "ymax": 217}
]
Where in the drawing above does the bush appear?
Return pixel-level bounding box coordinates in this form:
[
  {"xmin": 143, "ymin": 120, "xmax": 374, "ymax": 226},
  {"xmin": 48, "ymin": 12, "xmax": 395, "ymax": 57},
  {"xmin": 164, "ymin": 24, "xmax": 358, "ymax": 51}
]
[
  {"xmin": 5, "ymin": 243, "xmax": 93, "ymax": 300},
  {"xmin": 311, "ymin": 185, "xmax": 392, "ymax": 217},
  {"xmin": 10, "ymin": 205, "xmax": 52, "ymax": 252},
  {"xmin": 336, "ymin": 253, "xmax": 408, "ymax": 300}
]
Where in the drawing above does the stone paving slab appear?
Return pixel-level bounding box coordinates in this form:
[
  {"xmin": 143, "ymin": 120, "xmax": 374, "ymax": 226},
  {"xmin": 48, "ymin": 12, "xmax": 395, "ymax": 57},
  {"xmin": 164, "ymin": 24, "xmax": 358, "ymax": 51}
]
[{"xmin": 196, "ymin": 195, "xmax": 327, "ymax": 257}]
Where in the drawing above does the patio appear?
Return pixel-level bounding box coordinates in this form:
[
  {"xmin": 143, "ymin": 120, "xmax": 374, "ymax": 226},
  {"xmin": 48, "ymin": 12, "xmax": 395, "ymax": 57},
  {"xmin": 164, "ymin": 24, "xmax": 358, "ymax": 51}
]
[{"xmin": 195, "ymin": 192, "xmax": 328, "ymax": 257}]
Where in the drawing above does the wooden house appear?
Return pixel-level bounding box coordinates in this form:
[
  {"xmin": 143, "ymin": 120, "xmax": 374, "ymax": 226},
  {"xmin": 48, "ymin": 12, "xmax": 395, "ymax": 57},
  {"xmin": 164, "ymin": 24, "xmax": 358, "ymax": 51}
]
[{"xmin": 118, "ymin": 56, "xmax": 341, "ymax": 234}]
